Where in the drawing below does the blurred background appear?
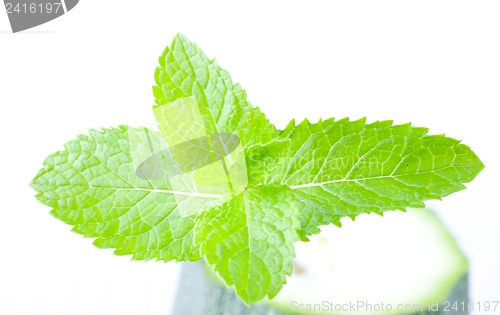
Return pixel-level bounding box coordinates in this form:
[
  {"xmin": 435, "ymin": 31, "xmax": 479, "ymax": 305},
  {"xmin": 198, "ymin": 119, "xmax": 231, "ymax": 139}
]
[{"xmin": 0, "ymin": 1, "xmax": 498, "ymax": 314}]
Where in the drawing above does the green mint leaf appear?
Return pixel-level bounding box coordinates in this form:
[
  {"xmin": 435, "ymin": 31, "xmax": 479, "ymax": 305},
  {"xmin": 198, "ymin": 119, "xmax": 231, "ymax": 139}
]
[
  {"xmin": 153, "ymin": 34, "xmax": 278, "ymax": 148},
  {"xmin": 273, "ymin": 118, "xmax": 484, "ymax": 237},
  {"xmin": 195, "ymin": 186, "xmax": 300, "ymax": 304},
  {"xmin": 31, "ymin": 34, "xmax": 484, "ymax": 306},
  {"xmin": 31, "ymin": 126, "xmax": 221, "ymax": 262}
]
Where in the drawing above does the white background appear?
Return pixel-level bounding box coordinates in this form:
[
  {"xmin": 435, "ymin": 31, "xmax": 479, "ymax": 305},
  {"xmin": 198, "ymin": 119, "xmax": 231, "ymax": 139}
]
[{"xmin": 0, "ymin": 1, "xmax": 499, "ymax": 314}]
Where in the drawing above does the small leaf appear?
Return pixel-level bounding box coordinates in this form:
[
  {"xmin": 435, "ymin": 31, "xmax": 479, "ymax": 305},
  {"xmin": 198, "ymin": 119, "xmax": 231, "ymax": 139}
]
[
  {"xmin": 154, "ymin": 34, "xmax": 278, "ymax": 148},
  {"xmin": 195, "ymin": 186, "xmax": 300, "ymax": 304}
]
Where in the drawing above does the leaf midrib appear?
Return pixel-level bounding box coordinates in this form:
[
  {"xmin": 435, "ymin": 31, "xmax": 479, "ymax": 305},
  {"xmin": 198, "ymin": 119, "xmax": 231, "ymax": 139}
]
[
  {"xmin": 288, "ymin": 165, "xmax": 476, "ymax": 189},
  {"xmin": 74, "ymin": 184, "xmax": 227, "ymax": 199}
]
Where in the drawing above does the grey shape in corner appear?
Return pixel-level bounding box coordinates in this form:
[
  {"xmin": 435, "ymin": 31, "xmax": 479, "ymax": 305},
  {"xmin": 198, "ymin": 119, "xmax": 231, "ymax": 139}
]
[
  {"xmin": 64, "ymin": 0, "xmax": 79, "ymax": 12},
  {"xmin": 5, "ymin": 0, "xmax": 65, "ymax": 33},
  {"xmin": 5, "ymin": 0, "xmax": 79, "ymax": 33},
  {"xmin": 172, "ymin": 262, "xmax": 469, "ymax": 315}
]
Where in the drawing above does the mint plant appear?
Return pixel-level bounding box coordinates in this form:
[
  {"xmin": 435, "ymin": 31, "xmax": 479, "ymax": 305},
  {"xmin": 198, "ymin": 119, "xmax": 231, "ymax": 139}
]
[{"xmin": 31, "ymin": 34, "xmax": 484, "ymax": 305}]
